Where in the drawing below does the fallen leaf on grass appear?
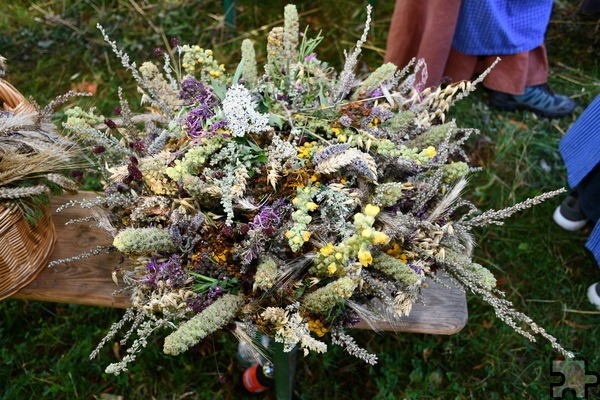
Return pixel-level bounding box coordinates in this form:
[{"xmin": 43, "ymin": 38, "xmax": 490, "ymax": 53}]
[
  {"xmin": 96, "ymin": 394, "xmax": 124, "ymax": 400},
  {"xmin": 112, "ymin": 341, "xmax": 121, "ymax": 360},
  {"xmin": 473, "ymin": 358, "xmax": 495, "ymax": 370},
  {"xmin": 563, "ymin": 319, "xmax": 592, "ymax": 330},
  {"xmin": 72, "ymin": 81, "xmax": 98, "ymax": 94},
  {"xmin": 482, "ymin": 320, "xmax": 494, "ymax": 330},
  {"xmin": 422, "ymin": 347, "xmax": 433, "ymax": 363},
  {"xmin": 508, "ymin": 119, "xmax": 528, "ymax": 130}
]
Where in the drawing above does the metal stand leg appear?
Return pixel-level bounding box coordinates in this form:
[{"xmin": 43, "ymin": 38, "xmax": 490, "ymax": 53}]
[
  {"xmin": 223, "ymin": 0, "xmax": 238, "ymax": 29},
  {"xmin": 272, "ymin": 342, "xmax": 297, "ymax": 400}
]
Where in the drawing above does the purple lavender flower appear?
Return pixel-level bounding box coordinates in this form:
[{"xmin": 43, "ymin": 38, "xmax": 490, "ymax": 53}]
[
  {"xmin": 338, "ymin": 115, "xmax": 352, "ymax": 127},
  {"xmin": 312, "ymin": 143, "xmax": 350, "ymax": 165},
  {"xmin": 409, "ymin": 263, "xmax": 423, "ymax": 274}
]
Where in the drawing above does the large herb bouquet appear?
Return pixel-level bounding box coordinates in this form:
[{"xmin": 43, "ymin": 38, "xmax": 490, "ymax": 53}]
[{"xmin": 62, "ymin": 5, "xmax": 571, "ymax": 374}]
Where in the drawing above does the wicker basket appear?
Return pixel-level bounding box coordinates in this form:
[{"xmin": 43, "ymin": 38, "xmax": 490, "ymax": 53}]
[
  {"xmin": 0, "ymin": 78, "xmax": 37, "ymax": 115},
  {"xmin": 0, "ymin": 206, "xmax": 56, "ymax": 300},
  {"xmin": 0, "ymin": 78, "xmax": 56, "ymax": 300}
]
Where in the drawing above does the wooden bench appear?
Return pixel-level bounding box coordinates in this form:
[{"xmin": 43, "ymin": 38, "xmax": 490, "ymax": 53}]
[
  {"xmin": 10, "ymin": 192, "xmax": 467, "ymax": 400},
  {"xmin": 12, "ymin": 192, "xmax": 468, "ymax": 335}
]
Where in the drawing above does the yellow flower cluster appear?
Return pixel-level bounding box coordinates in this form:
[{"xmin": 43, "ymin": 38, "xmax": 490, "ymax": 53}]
[
  {"xmin": 386, "ymin": 242, "xmax": 409, "ymax": 263},
  {"xmin": 212, "ymin": 248, "xmax": 229, "ymax": 264},
  {"xmin": 368, "ymin": 117, "xmax": 380, "ymax": 128},
  {"xmin": 422, "ymin": 146, "xmax": 437, "ymax": 158},
  {"xmin": 330, "ymin": 127, "xmax": 348, "ymax": 143},
  {"xmin": 298, "ymin": 141, "xmax": 317, "ymax": 158},
  {"xmin": 180, "ymin": 45, "xmax": 226, "ymax": 82},
  {"xmin": 307, "ymin": 318, "xmax": 329, "ymax": 337},
  {"xmin": 310, "ymin": 204, "xmax": 389, "ymax": 277}
]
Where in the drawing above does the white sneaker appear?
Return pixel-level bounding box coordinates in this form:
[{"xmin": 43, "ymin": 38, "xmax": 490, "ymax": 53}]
[
  {"xmin": 587, "ymin": 282, "xmax": 600, "ymax": 310},
  {"xmin": 553, "ymin": 193, "xmax": 588, "ymax": 231}
]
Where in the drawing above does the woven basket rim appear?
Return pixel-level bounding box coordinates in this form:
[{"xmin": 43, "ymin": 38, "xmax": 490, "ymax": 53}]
[
  {"xmin": 0, "ymin": 78, "xmax": 36, "ymax": 115},
  {"xmin": 0, "ymin": 205, "xmax": 56, "ymax": 300}
]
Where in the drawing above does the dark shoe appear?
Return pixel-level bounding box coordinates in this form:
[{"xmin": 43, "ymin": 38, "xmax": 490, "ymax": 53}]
[
  {"xmin": 587, "ymin": 282, "xmax": 600, "ymax": 310},
  {"xmin": 488, "ymin": 84, "xmax": 576, "ymax": 118},
  {"xmin": 553, "ymin": 191, "xmax": 588, "ymax": 231}
]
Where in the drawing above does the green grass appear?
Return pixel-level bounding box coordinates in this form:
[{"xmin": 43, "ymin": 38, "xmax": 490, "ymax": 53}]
[{"xmin": 1, "ymin": 1, "xmax": 600, "ymax": 399}]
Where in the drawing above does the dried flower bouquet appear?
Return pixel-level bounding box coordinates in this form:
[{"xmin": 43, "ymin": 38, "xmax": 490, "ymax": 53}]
[{"xmin": 61, "ymin": 5, "xmax": 572, "ymax": 374}]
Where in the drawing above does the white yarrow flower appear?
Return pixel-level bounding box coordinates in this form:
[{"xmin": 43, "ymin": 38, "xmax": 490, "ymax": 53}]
[{"xmin": 222, "ymin": 84, "xmax": 270, "ymax": 137}]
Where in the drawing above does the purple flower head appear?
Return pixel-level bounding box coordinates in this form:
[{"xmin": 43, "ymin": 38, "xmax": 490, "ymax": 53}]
[
  {"xmin": 92, "ymin": 146, "xmax": 106, "ymax": 154},
  {"xmin": 180, "ymin": 77, "xmax": 215, "ymax": 106},
  {"xmin": 338, "ymin": 115, "xmax": 352, "ymax": 127},
  {"xmin": 186, "ymin": 293, "xmax": 210, "ymax": 313},
  {"xmin": 409, "ymin": 263, "xmax": 423, "ymax": 275},
  {"xmin": 104, "ymin": 119, "xmax": 117, "ymax": 129},
  {"xmin": 127, "ymin": 164, "xmax": 143, "ymax": 181},
  {"xmin": 249, "ymin": 205, "xmax": 281, "ymax": 230},
  {"xmin": 208, "ymin": 286, "xmax": 223, "ymax": 298},
  {"xmin": 368, "ymin": 88, "xmax": 383, "ymax": 98},
  {"xmin": 304, "ymin": 53, "xmax": 317, "ymax": 62},
  {"xmin": 184, "ymin": 80, "xmax": 219, "ymax": 136},
  {"xmin": 129, "ymin": 140, "xmax": 146, "ymax": 154},
  {"xmin": 210, "ymin": 120, "xmax": 229, "ymax": 137},
  {"xmin": 69, "ymin": 170, "xmax": 83, "ymax": 183},
  {"xmin": 143, "ymin": 255, "xmax": 188, "ymax": 289}
]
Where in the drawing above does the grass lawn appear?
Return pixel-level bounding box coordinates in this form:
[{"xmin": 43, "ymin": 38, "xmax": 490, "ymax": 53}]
[{"xmin": 1, "ymin": 1, "xmax": 599, "ymax": 399}]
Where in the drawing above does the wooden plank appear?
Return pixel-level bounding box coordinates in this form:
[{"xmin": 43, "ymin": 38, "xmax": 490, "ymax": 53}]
[
  {"xmin": 352, "ymin": 274, "xmax": 468, "ymax": 335},
  {"xmin": 12, "ymin": 193, "xmax": 130, "ymax": 308},
  {"xmin": 11, "ymin": 192, "xmax": 468, "ymax": 334}
]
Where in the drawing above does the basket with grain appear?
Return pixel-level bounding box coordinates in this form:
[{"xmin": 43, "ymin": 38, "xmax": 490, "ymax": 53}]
[{"xmin": 0, "ymin": 77, "xmax": 78, "ymax": 300}]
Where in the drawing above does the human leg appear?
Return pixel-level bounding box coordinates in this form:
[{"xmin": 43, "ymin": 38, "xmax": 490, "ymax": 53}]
[
  {"xmin": 445, "ymin": 45, "xmax": 575, "ymax": 117},
  {"xmin": 577, "ymin": 165, "xmax": 600, "ymax": 224},
  {"xmin": 384, "ymin": 0, "xmax": 461, "ymax": 87}
]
